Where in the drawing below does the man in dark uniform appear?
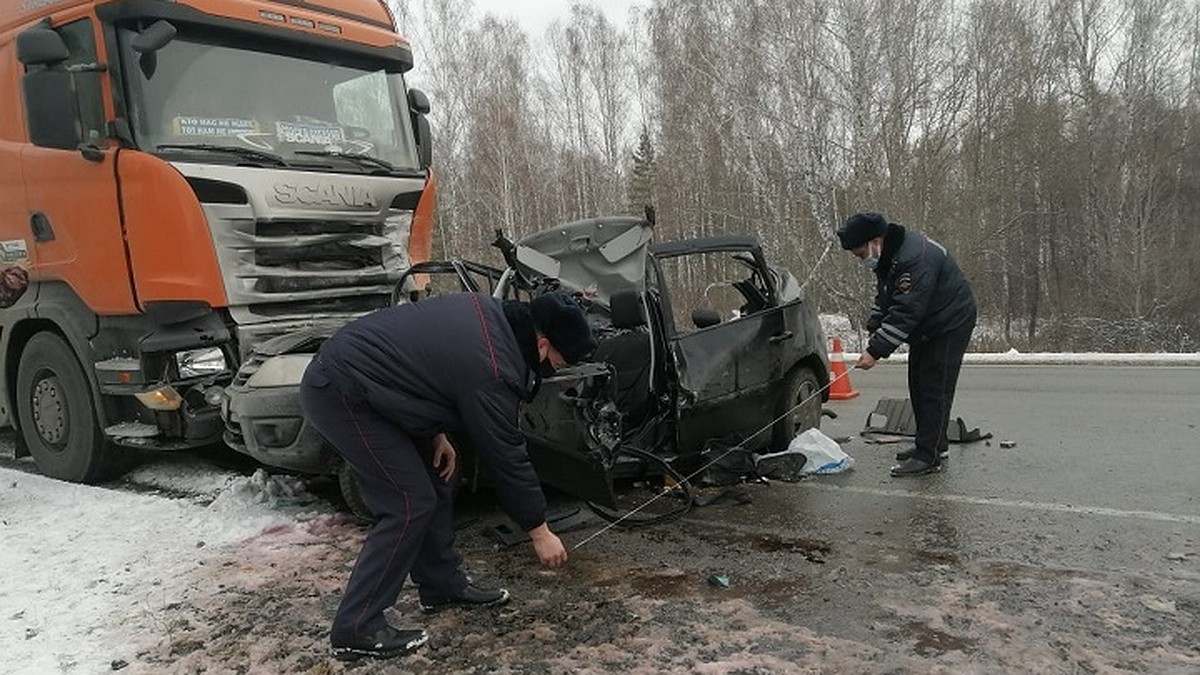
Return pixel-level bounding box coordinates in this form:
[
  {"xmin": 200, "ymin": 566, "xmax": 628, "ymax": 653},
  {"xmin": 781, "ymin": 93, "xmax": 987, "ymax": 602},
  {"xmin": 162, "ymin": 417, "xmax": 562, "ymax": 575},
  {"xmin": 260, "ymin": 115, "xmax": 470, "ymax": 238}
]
[
  {"xmin": 300, "ymin": 290, "xmax": 597, "ymax": 661},
  {"xmin": 837, "ymin": 212, "xmax": 977, "ymax": 477}
]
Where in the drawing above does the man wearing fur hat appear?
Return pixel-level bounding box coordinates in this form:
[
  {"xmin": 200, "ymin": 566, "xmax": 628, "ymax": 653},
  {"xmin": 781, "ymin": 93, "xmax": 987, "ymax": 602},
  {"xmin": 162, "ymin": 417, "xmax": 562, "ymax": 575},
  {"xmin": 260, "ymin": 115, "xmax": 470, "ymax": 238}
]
[
  {"xmin": 300, "ymin": 290, "xmax": 596, "ymax": 661},
  {"xmin": 837, "ymin": 212, "xmax": 976, "ymax": 477}
]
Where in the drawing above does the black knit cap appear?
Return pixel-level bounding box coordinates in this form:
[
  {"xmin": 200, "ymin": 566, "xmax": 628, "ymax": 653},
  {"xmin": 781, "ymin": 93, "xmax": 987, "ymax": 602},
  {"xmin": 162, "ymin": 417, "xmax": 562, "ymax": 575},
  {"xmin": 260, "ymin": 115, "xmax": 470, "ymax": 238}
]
[
  {"xmin": 529, "ymin": 291, "xmax": 597, "ymax": 364},
  {"xmin": 836, "ymin": 212, "xmax": 889, "ymax": 250}
]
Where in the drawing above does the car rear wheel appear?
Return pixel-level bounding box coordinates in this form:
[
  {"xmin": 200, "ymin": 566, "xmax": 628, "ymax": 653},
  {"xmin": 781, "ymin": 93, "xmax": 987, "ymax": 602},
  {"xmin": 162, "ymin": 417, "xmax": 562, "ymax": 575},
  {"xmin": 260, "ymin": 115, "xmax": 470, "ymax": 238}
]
[
  {"xmin": 337, "ymin": 460, "xmax": 376, "ymax": 523},
  {"xmin": 771, "ymin": 366, "xmax": 822, "ymax": 450},
  {"xmin": 17, "ymin": 332, "xmax": 123, "ymax": 483}
]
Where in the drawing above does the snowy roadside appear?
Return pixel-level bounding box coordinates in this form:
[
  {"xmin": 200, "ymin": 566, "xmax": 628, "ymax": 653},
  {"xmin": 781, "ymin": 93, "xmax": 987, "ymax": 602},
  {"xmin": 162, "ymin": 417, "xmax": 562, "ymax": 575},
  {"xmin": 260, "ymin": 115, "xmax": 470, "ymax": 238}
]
[
  {"xmin": 0, "ymin": 455, "xmax": 333, "ymax": 674},
  {"xmin": 840, "ymin": 349, "xmax": 1200, "ymax": 366}
]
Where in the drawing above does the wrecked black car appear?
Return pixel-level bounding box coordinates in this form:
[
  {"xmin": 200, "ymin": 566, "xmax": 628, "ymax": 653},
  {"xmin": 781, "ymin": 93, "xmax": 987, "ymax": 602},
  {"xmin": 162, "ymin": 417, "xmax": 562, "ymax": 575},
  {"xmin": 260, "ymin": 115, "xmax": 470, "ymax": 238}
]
[{"xmin": 221, "ymin": 216, "xmax": 829, "ymax": 520}]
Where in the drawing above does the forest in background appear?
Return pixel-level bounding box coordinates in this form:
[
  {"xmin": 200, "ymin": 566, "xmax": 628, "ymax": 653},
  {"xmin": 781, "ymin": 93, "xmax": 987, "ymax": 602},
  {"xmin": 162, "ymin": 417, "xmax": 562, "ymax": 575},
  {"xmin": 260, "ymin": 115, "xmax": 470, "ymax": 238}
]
[{"xmin": 391, "ymin": 0, "xmax": 1200, "ymax": 352}]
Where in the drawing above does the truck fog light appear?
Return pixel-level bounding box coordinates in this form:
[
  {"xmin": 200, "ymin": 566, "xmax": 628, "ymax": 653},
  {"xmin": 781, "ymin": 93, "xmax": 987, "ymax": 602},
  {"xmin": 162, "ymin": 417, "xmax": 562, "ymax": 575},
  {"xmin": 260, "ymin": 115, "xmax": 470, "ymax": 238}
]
[{"xmin": 135, "ymin": 385, "xmax": 183, "ymax": 411}]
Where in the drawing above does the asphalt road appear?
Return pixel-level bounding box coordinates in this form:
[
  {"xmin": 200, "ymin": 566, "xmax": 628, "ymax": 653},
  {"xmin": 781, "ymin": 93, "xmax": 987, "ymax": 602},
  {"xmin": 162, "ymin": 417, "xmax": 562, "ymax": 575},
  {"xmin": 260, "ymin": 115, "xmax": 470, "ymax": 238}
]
[
  {"xmin": 640, "ymin": 363, "xmax": 1200, "ymax": 671},
  {"xmin": 4, "ymin": 364, "xmax": 1198, "ymax": 672},
  {"xmin": 797, "ymin": 363, "xmax": 1200, "ymax": 572}
]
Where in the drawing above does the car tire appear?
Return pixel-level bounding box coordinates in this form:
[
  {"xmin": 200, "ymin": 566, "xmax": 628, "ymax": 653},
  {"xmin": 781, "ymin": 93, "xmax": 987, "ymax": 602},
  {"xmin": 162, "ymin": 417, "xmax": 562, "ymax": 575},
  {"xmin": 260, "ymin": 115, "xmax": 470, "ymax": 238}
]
[
  {"xmin": 16, "ymin": 332, "xmax": 123, "ymax": 483},
  {"xmin": 337, "ymin": 460, "xmax": 377, "ymax": 523},
  {"xmin": 771, "ymin": 366, "xmax": 822, "ymax": 450}
]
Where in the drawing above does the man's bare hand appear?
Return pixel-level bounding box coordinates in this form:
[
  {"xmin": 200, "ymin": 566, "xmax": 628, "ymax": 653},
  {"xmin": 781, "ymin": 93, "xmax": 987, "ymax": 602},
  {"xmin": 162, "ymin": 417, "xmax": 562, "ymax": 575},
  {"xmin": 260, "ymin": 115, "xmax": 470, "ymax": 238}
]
[
  {"xmin": 528, "ymin": 523, "xmax": 567, "ymax": 569},
  {"xmin": 431, "ymin": 434, "xmax": 457, "ymax": 482},
  {"xmin": 856, "ymin": 352, "xmax": 877, "ymax": 370}
]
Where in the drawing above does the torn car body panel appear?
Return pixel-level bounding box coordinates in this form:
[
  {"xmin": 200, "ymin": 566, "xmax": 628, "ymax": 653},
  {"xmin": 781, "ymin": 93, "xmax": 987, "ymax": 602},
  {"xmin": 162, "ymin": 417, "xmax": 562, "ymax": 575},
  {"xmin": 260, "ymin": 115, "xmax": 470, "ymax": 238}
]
[{"xmin": 221, "ymin": 215, "xmax": 828, "ymax": 515}]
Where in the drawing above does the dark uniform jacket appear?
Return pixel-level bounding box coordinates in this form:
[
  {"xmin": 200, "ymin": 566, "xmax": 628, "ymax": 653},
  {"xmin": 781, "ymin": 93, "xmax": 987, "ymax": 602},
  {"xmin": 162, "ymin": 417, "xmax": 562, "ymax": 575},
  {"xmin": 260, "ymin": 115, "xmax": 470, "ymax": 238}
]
[
  {"xmin": 316, "ymin": 292, "xmax": 546, "ymax": 531},
  {"xmin": 866, "ymin": 224, "xmax": 977, "ymax": 359}
]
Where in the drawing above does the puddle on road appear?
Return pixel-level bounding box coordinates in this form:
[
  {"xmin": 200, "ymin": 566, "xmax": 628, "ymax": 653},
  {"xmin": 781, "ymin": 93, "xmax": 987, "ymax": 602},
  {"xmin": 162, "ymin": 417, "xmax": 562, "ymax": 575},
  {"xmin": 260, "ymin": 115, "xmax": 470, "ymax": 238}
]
[
  {"xmin": 750, "ymin": 533, "xmax": 830, "ymax": 563},
  {"xmin": 631, "ymin": 570, "xmax": 694, "ymax": 598},
  {"xmin": 691, "ymin": 529, "xmax": 833, "ymax": 565}
]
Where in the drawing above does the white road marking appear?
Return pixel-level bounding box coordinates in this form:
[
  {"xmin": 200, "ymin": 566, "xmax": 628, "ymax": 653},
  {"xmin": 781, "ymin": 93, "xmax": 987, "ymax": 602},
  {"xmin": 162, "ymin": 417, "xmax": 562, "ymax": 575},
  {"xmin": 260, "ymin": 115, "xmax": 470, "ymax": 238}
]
[{"xmin": 797, "ymin": 482, "xmax": 1200, "ymax": 526}]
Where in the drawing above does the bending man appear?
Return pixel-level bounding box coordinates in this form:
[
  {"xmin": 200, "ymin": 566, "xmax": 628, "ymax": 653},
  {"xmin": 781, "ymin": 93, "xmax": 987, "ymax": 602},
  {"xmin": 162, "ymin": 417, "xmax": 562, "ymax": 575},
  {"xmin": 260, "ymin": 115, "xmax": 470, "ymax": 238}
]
[{"xmin": 300, "ymin": 290, "xmax": 597, "ymax": 660}]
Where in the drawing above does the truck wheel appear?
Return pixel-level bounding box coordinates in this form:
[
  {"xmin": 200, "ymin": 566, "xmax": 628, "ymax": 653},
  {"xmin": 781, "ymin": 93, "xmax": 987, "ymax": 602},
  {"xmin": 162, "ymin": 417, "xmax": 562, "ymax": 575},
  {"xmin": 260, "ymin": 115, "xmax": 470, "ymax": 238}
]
[
  {"xmin": 337, "ymin": 461, "xmax": 377, "ymax": 523},
  {"xmin": 16, "ymin": 332, "xmax": 121, "ymax": 483},
  {"xmin": 771, "ymin": 366, "xmax": 822, "ymax": 450}
]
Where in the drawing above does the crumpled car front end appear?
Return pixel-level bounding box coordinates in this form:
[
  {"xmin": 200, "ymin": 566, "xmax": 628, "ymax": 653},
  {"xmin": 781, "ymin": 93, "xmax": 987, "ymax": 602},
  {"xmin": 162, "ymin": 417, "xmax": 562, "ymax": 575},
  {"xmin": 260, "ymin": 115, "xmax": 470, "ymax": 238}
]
[{"xmin": 222, "ymin": 329, "xmax": 333, "ymax": 474}]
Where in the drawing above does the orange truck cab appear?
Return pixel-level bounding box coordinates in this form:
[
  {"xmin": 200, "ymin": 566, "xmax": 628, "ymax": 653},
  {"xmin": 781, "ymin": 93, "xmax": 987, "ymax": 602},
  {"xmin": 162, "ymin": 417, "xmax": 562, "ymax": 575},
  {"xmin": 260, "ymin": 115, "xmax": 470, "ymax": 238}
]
[{"xmin": 0, "ymin": 0, "xmax": 434, "ymax": 482}]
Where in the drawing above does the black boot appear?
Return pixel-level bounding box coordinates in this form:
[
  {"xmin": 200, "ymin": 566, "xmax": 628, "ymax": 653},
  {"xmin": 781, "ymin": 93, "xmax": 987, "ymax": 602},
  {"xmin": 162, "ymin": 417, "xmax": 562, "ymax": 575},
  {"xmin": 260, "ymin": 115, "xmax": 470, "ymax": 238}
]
[
  {"xmin": 890, "ymin": 457, "xmax": 941, "ymax": 477},
  {"xmin": 330, "ymin": 626, "xmax": 428, "ymax": 661},
  {"xmin": 419, "ymin": 584, "xmax": 511, "ymax": 613},
  {"xmin": 896, "ymin": 447, "xmax": 948, "ymax": 462}
]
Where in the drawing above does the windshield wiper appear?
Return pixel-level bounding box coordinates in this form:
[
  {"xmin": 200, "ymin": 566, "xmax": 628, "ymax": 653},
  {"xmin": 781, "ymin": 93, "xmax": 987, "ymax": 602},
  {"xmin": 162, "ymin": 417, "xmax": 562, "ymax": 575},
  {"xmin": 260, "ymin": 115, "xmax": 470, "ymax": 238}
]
[
  {"xmin": 154, "ymin": 143, "xmax": 289, "ymax": 167},
  {"xmin": 293, "ymin": 150, "xmax": 397, "ymax": 173}
]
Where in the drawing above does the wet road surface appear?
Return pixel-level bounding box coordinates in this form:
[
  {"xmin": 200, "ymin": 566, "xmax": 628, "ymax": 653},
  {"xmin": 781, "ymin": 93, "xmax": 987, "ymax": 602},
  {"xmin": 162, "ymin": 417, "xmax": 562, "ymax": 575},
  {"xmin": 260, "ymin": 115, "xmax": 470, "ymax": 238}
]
[{"xmin": 4, "ymin": 364, "xmax": 1198, "ymax": 672}]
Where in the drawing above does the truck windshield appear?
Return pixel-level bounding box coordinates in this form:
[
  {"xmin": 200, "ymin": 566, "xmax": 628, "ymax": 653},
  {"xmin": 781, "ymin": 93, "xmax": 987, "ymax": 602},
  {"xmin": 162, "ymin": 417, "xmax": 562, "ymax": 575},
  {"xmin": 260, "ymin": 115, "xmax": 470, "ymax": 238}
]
[{"xmin": 120, "ymin": 27, "xmax": 421, "ymax": 173}]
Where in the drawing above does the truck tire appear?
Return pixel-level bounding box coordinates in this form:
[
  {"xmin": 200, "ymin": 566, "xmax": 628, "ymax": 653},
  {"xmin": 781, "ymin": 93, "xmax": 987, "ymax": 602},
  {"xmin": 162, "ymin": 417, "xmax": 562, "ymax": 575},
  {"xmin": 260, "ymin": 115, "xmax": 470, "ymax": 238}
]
[
  {"xmin": 16, "ymin": 332, "xmax": 121, "ymax": 483},
  {"xmin": 337, "ymin": 461, "xmax": 377, "ymax": 523},
  {"xmin": 771, "ymin": 366, "xmax": 822, "ymax": 450}
]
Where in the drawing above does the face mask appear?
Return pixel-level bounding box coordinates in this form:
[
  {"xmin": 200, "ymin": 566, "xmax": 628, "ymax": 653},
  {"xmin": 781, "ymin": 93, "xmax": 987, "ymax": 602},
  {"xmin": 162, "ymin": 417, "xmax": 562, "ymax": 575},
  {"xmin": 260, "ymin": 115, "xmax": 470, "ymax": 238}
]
[{"xmin": 860, "ymin": 240, "xmax": 880, "ymax": 270}]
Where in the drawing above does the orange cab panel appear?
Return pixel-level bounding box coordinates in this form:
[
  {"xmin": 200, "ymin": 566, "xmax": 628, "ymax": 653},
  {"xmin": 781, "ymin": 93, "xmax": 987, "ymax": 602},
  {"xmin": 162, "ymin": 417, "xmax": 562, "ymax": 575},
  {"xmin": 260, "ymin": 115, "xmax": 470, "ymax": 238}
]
[
  {"xmin": 116, "ymin": 150, "xmax": 228, "ymax": 309},
  {"xmin": 20, "ymin": 146, "xmax": 135, "ymax": 314}
]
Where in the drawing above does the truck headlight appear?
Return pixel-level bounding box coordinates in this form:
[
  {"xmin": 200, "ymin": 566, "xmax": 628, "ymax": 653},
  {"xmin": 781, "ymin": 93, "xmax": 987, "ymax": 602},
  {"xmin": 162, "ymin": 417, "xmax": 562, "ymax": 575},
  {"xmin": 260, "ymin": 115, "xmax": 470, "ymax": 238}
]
[
  {"xmin": 176, "ymin": 347, "xmax": 228, "ymax": 378},
  {"xmin": 245, "ymin": 354, "xmax": 314, "ymax": 388}
]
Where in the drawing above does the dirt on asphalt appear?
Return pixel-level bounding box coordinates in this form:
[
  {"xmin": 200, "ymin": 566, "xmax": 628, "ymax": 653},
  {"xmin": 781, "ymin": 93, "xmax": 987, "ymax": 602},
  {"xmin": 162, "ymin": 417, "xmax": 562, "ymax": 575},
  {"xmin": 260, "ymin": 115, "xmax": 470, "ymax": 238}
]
[{"xmin": 121, "ymin": 483, "xmax": 1200, "ymax": 675}]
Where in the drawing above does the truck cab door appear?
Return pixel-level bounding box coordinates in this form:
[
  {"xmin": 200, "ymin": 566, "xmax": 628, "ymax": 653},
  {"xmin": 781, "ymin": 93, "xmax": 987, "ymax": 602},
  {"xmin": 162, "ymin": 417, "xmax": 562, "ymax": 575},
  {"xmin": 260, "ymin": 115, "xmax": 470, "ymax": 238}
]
[{"xmin": 18, "ymin": 18, "xmax": 134, "ymax": 316}]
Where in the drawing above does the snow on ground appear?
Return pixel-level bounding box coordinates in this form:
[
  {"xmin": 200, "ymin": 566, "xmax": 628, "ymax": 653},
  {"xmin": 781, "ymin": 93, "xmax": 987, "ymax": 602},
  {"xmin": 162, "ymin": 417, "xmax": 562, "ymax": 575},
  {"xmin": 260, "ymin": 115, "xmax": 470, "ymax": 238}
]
[
  {"xmin": 858, "ymin": 349, "xmax": 1200, "ymax": 366},
  {"xmin": 0, "ymin": 454, "xmax": 333, "ymax": 675}
]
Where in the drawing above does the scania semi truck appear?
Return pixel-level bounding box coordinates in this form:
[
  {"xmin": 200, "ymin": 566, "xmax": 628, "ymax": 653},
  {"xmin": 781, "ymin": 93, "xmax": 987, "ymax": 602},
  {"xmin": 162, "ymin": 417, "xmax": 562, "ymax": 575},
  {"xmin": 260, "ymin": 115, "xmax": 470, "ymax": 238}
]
[{"xmin": 0, "ymin": 0, "xmax": 434, "ymax": 482}]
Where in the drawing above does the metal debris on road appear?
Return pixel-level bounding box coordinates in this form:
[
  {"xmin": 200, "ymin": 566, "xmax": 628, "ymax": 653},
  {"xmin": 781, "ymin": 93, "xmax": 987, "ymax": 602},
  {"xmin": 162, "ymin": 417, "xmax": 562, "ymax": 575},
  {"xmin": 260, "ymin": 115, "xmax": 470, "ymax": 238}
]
[{"xmin": 707, "ymin": 574, "xmax": 731, "ymax": 588}]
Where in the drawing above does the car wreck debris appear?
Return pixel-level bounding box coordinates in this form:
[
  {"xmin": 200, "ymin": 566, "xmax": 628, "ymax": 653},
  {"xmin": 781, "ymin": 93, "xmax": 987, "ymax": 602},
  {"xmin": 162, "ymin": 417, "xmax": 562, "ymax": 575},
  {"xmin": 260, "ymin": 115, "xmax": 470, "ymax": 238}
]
[
  {"xmin": 862, "ymin": 398, "xmax": 992, "ymax": 444},
  {"xmin": 222, "ymin": 216, "xmax": 831, "ymax": 529}
]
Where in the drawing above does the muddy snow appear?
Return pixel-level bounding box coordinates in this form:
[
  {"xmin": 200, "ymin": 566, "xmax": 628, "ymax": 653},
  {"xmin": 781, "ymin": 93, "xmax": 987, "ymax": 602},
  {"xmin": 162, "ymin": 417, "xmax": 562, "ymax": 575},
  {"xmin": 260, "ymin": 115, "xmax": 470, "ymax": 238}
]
[{"xmin": 4, "ymin": 445, "xmax": 1198, "ymax": 674}]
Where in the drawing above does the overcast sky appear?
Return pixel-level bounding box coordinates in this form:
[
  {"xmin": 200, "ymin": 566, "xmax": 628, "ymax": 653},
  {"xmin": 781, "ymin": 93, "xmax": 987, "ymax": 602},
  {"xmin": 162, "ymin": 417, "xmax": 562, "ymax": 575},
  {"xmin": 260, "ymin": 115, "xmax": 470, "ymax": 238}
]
[{"xmin": 470, "ymin": 0, "xmax": 646, "ymax": 36}]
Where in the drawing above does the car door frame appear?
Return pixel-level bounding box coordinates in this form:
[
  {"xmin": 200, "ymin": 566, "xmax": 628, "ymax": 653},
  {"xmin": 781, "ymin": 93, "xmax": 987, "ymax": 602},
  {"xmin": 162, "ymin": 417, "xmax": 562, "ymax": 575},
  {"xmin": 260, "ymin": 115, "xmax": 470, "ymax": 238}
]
[{"xmin": 649, "ymin": 237, "xmax": 799, "ymax": 455}]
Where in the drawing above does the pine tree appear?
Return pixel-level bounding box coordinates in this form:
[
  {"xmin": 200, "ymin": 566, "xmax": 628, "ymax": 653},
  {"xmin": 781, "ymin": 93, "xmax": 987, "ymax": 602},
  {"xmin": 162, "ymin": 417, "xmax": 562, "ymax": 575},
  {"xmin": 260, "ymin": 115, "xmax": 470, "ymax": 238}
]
[{"xmin": 626, "ymin": 125, "xmax": 657, "ymax": 217}]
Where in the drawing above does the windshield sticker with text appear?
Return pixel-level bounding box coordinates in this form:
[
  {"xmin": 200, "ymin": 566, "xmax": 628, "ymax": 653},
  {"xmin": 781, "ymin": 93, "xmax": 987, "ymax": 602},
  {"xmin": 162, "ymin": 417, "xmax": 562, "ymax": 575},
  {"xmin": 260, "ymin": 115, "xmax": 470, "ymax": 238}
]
[
  {"xmin": 173, "ymin": 117, "xmax": 260, "ymax": 137},
  {"xmin": 275, "ymin": 122, "xmax": 346, "ymax": 146}
]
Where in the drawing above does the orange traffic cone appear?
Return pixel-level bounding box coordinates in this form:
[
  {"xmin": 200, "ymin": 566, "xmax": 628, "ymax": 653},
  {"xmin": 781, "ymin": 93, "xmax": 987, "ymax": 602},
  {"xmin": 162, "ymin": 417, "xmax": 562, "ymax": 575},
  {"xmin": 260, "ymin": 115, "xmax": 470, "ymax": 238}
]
[{"xmin": 828, "ymin": 337, "xmax": 860, "ymax": 400}]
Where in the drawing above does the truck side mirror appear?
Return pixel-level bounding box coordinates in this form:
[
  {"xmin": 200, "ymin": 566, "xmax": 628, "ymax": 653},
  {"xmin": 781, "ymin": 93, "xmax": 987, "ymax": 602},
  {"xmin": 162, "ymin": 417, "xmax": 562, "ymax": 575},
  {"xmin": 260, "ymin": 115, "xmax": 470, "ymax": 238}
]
[
  {"xmin": 132, "ymin": 21, "xmax": 175, "ymax": 79},
  {"xmin": 407, "ymin": 88, "xmax": 430, "ymax": 114},
  {"xmin": 17, "ymin": 26, "xmax": 81, "ymax": 150},
  {"xmin": 131, "ymin": 20, "xmax": 176, "ymax": 53},
  {"xmin": 23, "ymin": 69, "xmax": 83, "ymax": 150},
  {"xmin": 16, "ymin": 26, "xmax": 69, "ymax": 66},
  {"xmin": 408, "ymin": 88, "xmax": 432, "ymax": 168},
  {"xmin": 414, "ymin": 115, "xmax": 432, "ymax": 168}
]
